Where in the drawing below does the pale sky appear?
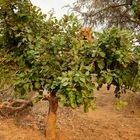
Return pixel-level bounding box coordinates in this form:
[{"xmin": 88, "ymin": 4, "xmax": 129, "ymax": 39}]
[{"xmin": 31, "ymin": 0, "xmax": 76, "ymax": 18}]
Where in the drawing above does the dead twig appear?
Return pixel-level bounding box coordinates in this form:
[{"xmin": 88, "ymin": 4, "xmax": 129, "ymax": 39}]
[
  {"xmin": 0, "ymin": 85, "xmax": 13, "ymax": 94},
  {"xmin": 0, "ymin": 99, "xmax": 33, "ymax": 113}
]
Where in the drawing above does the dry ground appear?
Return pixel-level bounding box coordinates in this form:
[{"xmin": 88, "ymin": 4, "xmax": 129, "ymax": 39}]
[{"xmin": 0, "ymin": 85, "xmax": 140, "ymax": 140}]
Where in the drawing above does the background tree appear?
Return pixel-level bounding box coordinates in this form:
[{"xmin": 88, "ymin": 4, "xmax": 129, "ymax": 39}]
[
  {"xmin": 72, "ymin": 0, "xmax": 140, "ymax": 95},
  {"xmin": 93, "ymin": 28, "xmax": 140, "ymax": 97},
  {"xmin": 72, "ymin": 0, "xmax": 140, "ymax": 31}
]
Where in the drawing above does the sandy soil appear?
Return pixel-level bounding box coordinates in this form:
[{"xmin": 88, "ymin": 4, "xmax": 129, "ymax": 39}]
[{"xmin": 0, "ymin": 85, "xmax": 140, "ymax": 140}]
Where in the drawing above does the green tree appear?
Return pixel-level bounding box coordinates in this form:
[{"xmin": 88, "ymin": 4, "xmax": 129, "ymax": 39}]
[
  {"xmin": 93, "ymin": 27, "xmax": 140, "ymax": 96},
  {"xmin": 0, "ymin": 1, "xmax": 96, "ymax": 139},
  {"xmin": 0, "ymin": 1, "xmax": 139, "ymax": 140}
]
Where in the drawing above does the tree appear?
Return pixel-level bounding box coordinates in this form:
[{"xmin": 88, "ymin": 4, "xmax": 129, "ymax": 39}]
[
  {"xmin": 92, "ymin": 27, "xmax": 140, "ymax": 96},
  {"xmin": 0, "ymin": 1, "xmax": 96, "ymax": 139},
  {"xmin": 0, "ymin": 1, "xmax": 139, "ymax": 140},
  {"xmin": 72, "ymin": 0, "xmax": 140, "ymax": 31}
]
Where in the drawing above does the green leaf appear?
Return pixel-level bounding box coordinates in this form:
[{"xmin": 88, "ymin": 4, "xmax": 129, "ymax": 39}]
[
  {"xmin": 97, "ymin": 60, "xmax": 105, "ymax": 70},
  {"xmin": 34, "ymin": 82, "xmax": 41, "ymax": 89},
  {"xmin": 68, "ymin": 92, "xmax": 76, "ymax": 108},
  {"xmin": 85, "ymin": 71, "xmax": 90, "ymax": 76},
  {"xmin": 99, "ymin": 51, "xmax": 106, "ymax": 57},
  {"xmin": 61, "ymin": 81, "xmax": 69, "ymax": 87},
  {"xmin": 80, "ymin": 77, "xmax": 86, "ymax": 83},
  {"xmin": 106, "ymin": 76, "xmax": 113, "ymax": 84},
  {"xmin": 23, "ymin": 83, "xmax": 29, "ymax": 92}
]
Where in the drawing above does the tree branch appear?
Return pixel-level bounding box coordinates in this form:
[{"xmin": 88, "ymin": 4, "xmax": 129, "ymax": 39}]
[
  {"xmin": 0, "ymin": 99, "xmax": 33, "ymax": 113},
  {"xmin": 0, "ymin": 86, "xmax": 12, "ymax": 94},
  {"xmin": 86, "ymin": 4, "xmax": 129, "ymax": 18}
]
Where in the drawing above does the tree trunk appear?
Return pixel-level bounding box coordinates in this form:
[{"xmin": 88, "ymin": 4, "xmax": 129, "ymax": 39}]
[{"xmin": 45, "ymin": 94, "xmax": 58, "ymax": 140}]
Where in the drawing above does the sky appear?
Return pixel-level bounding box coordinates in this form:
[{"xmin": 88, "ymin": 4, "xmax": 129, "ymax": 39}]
[{"xmin": 31, "ymin": 0, "xmax": 76, "ymax": 18}]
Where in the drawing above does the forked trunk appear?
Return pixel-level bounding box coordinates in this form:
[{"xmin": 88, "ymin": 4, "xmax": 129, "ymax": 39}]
[{"xmin": 45, "ymin": 94, "xmax": 58, "ymax": 140}]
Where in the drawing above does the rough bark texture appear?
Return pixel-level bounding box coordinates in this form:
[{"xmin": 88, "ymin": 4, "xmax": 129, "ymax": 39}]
[{"xmin": 45, "ymin": 94, "xmax": 58, "ymax": 140}]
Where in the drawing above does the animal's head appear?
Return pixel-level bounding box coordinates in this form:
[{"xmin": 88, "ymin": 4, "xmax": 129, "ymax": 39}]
[{"xmin": 80, "ymin": 27, "xmax": 95, "ymax": 43}]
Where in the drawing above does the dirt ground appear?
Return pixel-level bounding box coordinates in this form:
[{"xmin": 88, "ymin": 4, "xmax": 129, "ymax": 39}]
[{"xmin": 0, "ymin": 85, "xmax": 140, "ymax": 140}]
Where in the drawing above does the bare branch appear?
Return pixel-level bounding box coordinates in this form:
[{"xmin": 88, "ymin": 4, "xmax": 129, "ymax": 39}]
[
  {"xmin": 0, "ymin": 99, "xmax": 33, "ymax": 113},
  {"xmin": 86, "ymin": 4, "xmax": 128, "ymax": 17},
  {"xmin": 72, "ymin": 1, "xmax": 140, "ymax": 30},
  {"xmin": 0, "ymin": 85, "xmax": 12, "ymax": 94}
]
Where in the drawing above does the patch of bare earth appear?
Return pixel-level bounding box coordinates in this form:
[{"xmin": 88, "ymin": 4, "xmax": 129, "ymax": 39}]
[{"xmin": 0, "ymin": 85, "xmax": 140, "ymax": 140}]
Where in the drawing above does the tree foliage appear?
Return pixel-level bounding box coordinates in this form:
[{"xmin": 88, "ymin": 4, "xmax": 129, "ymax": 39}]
[
  {"xmin": 0, "ymin": 0, "xmax": 97, "ymax": 112},
  {"xmin": 0, "ymin": 0, "xmax": 139, "ymax": 111},
  {"xmin": 93, "ymin": 28, "xmax": 140, "ymax": 96},
  {"xmin": 72, "ymin": 0, "xmax": 140, "ymax": 31},
  {"xmin": 0, "ymin": 1, "xmax": 140, "ymax": 139}
]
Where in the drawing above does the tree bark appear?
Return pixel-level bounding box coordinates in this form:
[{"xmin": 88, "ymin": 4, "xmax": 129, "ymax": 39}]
[{"xmin": 45, "ymin": 94, "xmax": 58, "ymax": 140}]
